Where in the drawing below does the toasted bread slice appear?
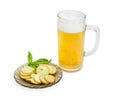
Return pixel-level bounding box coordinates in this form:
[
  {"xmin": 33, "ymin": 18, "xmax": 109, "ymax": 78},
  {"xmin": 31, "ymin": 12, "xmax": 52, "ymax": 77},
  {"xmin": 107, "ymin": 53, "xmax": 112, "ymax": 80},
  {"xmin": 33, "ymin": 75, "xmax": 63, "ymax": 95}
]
[
  {"xmin": 21, "ymin": 66, "xmax": 34, "ymax": 74},
  {"xmin": 30, "ymin": 78, "xmax": 40, "ymax": 84},
  {"xmin": 20, "ymin": 71, "xmax": 34, "ymax": 76},
  {"xmin": 36, "ymin": 65, "xmax": 49, "ymax": 75},
  {"xmin": 25, "ymin": 78, "xmax": 32, "ymax": 82},
  {"xmin": 45, "ymin": 75, "xmax": 56, "ymax": 83},
  {"xmin": 20, "ymin": 74, "xmax": 31, "ymax": 79},
  {"xmin": 40, "ymin": 75, "xmax": 49, "ymax": 84},
  {"xmin": 33, "ymin": 74, "xmax": 41, "ymax": 84},
  {"xmin": 30, "ymin": 73, "xmax": 36, "ymax": 78},
  {"xmin": 47, "ymin": 65, "xmax": 57, "ymax": 74}
]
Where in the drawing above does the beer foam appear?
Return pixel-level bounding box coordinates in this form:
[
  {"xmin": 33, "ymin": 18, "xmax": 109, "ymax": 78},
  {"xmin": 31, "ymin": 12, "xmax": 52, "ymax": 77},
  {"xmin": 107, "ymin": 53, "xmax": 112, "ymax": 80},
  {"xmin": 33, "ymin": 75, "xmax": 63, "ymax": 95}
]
[
  {"xmin": 58, "ymin": 20, "xmax": 85, "ymax": 33},
  {"xmin": 58, "ymin": 10, "xmax": 86, "ymax": 33}
]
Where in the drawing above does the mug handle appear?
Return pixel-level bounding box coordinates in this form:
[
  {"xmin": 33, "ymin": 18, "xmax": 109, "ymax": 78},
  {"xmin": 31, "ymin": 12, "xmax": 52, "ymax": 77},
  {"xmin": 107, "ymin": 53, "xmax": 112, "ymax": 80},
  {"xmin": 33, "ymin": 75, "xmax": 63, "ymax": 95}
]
[{"xmin": 84, "ymin": 25, "xmax": 100, "ymax": 56}]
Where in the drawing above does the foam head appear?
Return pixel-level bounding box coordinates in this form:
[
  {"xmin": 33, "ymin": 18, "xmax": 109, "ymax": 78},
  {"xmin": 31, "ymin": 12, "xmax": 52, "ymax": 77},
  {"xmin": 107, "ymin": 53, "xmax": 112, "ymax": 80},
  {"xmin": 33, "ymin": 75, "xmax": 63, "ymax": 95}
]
[{"xmin": 58, "ymin": 10, "xmax": 86, "ymax": 33}]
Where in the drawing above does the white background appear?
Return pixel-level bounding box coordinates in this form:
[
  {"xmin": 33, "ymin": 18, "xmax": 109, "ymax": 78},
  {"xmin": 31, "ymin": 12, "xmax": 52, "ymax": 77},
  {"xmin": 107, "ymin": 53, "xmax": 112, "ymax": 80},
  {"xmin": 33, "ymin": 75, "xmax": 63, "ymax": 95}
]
[{"xmin": 0, "ymin": 0, "xmax": 120, "ymax": 98}]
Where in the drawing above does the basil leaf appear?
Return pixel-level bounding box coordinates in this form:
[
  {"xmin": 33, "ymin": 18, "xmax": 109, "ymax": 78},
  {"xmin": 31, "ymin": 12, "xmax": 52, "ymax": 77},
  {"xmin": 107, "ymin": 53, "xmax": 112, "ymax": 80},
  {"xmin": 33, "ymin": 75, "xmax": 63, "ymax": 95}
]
[
  {"xmin": 28, "ymin": 51, "xmax": 33, "ymax": 63},
  {"xmin": 36, "ymin": 58, "xmax": 51, "ymax": 64},
  {"xmin": 36, "ymin": 58, "xmax": 49, "ymax": 62},
  {"xmin": 27, "ymin": 52, "xmax": 52, "ymax": 69},
  {"xmin": 28, "ymin": 63, "xmax": 37, "ymax": 69},
  {"xmin": 28, "ymin": 62, "xmax": 38, "ymax": 69}
]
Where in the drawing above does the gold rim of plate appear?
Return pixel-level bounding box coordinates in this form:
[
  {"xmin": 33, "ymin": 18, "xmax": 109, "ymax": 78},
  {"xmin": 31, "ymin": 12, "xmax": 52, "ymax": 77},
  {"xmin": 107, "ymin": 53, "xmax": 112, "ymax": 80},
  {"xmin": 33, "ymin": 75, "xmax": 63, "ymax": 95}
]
[{"xmin": 14, "ymin": 63, "xmax": 63, "ymax": 88}]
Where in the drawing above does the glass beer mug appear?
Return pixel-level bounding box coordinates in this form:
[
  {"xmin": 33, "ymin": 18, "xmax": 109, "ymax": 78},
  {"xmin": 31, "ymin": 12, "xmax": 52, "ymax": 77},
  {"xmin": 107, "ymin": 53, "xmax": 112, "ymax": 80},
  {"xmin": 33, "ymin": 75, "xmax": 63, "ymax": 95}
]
[{"xmin": 57, "ymin": 10, "xmax": 100, "ymax": 72}]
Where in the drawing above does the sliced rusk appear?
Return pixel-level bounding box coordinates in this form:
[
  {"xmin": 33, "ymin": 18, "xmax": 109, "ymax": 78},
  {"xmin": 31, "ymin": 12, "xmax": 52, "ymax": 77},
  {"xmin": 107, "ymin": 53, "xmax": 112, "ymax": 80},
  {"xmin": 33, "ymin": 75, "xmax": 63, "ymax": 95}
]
[
  {"xmin": 47, "ymin": 65, "xmax": 57, "ymax": 74},
  {"xmin": 20, "ymin": 75, "xmax": 31, "ymax": 79},
  {"xmin": 45, "ymin": 75, "xmax": 56, "ymax": 83},
  {"xmin": 30, "ymin": 78, "xmax": 40, "ymax": 84},
  {"xmin": 40, "ymin": 75, "xmax": 49, "ymax": 85},
  {"xmin": 36, "ymin": 65, "xmax": 49, "ymax": 75},
  {"xmin": 21, "ymin": 65, "xmax": 34, "ymax": 74},
  {"xmin": 33, "ymin": 74, "xmax": 41, "ymax": 84}
]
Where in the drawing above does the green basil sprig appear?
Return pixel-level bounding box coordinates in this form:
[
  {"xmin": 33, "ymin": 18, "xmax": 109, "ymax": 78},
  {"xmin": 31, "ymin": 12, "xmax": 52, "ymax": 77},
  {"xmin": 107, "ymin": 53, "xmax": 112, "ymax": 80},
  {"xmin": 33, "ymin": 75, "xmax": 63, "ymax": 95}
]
[{"xmin": 27, "ymin": 51, "xmax": 51, "ymax": 69}]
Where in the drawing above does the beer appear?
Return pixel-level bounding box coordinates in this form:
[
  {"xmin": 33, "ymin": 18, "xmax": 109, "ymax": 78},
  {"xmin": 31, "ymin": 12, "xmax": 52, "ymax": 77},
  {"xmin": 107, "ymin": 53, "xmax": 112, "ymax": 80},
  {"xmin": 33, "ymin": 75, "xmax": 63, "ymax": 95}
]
[{"xmin": 58, "ymin": 30, "xmax": 85, "ymax": 71}]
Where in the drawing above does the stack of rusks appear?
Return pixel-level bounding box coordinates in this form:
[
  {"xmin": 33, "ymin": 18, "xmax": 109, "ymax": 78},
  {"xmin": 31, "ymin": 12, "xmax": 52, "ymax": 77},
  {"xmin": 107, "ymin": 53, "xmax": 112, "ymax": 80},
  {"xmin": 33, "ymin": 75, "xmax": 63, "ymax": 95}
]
[{"xmin": 20, "ymin": 64, "xmax": 57, "ymax": 85}]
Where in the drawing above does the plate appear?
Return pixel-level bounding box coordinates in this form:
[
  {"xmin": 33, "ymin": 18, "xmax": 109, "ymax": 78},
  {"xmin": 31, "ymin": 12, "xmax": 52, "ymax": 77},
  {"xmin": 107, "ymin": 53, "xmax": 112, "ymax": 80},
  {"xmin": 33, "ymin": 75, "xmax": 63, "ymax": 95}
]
[{"xmin": 14, "ymin": 63, "xmax": 63, "ymax": 88}]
